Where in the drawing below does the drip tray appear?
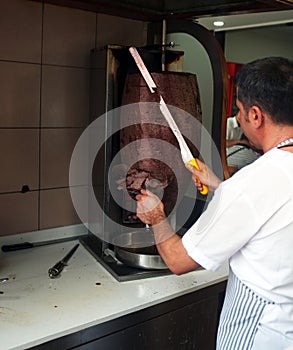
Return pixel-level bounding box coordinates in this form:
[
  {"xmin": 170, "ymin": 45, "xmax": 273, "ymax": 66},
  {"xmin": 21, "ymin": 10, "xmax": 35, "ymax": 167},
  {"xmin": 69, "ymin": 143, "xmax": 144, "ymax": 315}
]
[{"xmin": 80, "ymin": 234, "xmax": 171, "ymax": 282}]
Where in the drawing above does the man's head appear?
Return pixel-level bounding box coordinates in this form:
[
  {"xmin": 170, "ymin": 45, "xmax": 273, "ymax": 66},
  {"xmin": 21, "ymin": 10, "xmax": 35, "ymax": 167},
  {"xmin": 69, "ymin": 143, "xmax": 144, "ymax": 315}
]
[{"xmin": 235, "ymin": 57, "xmax": 293, "ymax": 126}]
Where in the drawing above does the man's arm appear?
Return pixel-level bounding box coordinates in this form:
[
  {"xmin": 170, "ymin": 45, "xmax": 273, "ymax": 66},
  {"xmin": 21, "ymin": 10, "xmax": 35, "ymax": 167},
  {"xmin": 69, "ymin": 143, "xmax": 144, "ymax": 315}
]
[
  {"xmin": 136, "ymin": 160, "xmax": 222, "ymax": 274},
  {"xmin": 136, "ymin": 190, "xmax": 200, "ymax": 275},
  {"xmin": 226, "ymin": 138, "xmax": 251, "ymax": 148}
]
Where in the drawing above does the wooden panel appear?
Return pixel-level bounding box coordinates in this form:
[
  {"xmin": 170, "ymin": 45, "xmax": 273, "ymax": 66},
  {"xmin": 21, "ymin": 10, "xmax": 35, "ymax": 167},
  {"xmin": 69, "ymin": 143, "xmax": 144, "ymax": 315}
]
[{"xmin": 77, "ymin": 296, "xmax": 219, "ymax": 349}]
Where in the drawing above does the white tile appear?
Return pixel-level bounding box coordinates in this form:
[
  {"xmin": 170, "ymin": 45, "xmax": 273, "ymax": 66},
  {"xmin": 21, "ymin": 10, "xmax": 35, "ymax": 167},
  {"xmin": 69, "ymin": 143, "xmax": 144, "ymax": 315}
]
[
  {"xmin": 96, "ymin": 13, "xmax": 147, "ymax": 47},
  {"xmin": 43, "ymin": 4, "xmax": 96, "ymax": 67},
  {"xmin": 0, "ymin": 61, "xmax": 41, "ymax": 127},
  {"xmin": 40, "ymin": 128, "xmax": 83, "ymax": 189},
  {"xmin": 0, "ymin": 129, "xmax": 39, "ymax": 193},
  {"xmin": 0, "ymin": 192, "xmax": 38, "ymax": 236},
  {"xmin": 0, "ymin": 0, "xmax": 42, "ymax": 62},
  {"xmin": 40, "ymin": 188, "xmax": 81, "ymax": 229},
  {"xmin": 41, "ymin": 65, "xmax": 90, "ymax": 127}
]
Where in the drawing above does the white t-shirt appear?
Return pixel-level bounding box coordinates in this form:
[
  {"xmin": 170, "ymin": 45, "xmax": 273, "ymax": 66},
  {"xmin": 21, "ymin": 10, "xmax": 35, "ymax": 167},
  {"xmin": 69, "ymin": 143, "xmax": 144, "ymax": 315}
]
[
  {"xmin": 182, "ymin": 147, "xmax": 293, "ymax": 335},
  {"xmin": 226, "ymin": 116, "xmax": 243, "ymax": 140},
  {"xmin": 226, "ymin": 116, "xmax": 260, "ymax": 169}
]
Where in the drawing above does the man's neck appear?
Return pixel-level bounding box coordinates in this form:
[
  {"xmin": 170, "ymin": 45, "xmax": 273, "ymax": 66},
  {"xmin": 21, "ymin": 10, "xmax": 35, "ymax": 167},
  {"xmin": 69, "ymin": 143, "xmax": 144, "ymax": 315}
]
[{"xmin": 261, "ymin": 125, "xmax": 293, "ymax": 153}]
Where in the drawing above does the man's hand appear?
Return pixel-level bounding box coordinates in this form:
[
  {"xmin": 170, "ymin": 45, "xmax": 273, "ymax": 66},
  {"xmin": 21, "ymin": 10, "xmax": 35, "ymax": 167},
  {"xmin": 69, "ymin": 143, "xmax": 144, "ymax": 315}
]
[
  {"xmin": 136, "ymin": 189, "xmax": 166, "ymax": 226},
  {"xmin": 185, "ymin": 159, "xmax": 222, "ymax": 192}
]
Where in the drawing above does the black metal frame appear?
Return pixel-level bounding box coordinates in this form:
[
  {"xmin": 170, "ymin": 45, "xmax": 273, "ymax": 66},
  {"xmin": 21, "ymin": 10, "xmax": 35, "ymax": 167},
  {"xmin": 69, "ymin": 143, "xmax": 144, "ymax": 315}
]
[{"xmin": 167, "ymin": 19, "xmax": 228, "ymax": 179}]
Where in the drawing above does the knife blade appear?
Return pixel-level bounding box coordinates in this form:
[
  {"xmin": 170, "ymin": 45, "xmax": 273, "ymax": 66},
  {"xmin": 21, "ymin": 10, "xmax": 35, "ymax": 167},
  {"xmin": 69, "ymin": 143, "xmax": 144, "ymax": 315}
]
[{"xmin": 128, "ymin": 47, "xmax": 208, "ymax": 195}]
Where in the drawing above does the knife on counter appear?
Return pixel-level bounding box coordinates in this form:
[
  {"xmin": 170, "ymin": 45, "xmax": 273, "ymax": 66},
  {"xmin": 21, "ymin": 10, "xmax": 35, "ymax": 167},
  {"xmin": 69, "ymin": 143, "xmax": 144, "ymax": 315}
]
[
  {"xmin": 48, "ymin": 243, "xmax": 80, "ymax": 279},
  {"xmin": 129, "ymin": 47, "xmax": 208, "ymax": 195},
  {"xmin": 1, "ymin": 236, "xmax": 80, "ymax": 252}
]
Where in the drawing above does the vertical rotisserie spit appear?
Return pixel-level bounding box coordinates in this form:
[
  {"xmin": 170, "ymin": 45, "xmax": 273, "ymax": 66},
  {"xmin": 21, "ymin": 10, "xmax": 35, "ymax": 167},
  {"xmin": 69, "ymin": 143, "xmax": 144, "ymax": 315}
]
[{"xmin": 119, "ymin": 71, "xmax": 202, "ymax": 217}]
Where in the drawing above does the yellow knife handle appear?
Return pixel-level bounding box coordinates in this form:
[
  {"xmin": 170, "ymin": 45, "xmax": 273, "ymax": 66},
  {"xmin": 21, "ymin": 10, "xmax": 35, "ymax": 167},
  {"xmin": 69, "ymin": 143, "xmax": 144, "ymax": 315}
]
[{"xmin": 187, "ymin": 158, "xmax": 209, "ymax": 195}]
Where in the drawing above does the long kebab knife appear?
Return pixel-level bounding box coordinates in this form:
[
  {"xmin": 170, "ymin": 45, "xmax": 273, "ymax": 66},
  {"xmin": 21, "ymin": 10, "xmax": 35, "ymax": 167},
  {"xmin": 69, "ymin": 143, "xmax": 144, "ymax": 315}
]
[
  {"xmin": 1, "ymin": 236, "xmax": 81, "ymax": 252},
  {"xmin": 128, "ymin": 47, "xmax": 208, "ymax": 195}
]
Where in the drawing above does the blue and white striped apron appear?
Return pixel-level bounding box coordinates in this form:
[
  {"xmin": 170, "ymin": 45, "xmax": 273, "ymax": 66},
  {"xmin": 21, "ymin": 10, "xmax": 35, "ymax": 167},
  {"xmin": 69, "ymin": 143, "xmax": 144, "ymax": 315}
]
[{"xmin": 217, "ymin": 270, "xmax": 273, "ymax": 350}]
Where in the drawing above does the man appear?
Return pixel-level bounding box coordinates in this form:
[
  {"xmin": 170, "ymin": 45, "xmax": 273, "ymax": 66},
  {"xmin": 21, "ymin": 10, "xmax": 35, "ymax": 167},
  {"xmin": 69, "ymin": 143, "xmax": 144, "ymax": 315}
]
[{"xmin": 136, "ymin": 57, "xmax": 293, "ymax": 350}]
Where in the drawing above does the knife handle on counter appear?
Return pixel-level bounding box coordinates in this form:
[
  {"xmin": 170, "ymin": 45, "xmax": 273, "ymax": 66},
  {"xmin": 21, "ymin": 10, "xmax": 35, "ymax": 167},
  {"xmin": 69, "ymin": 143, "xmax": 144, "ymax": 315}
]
[
  {"xmin": 186, "ymin": 158, "xmax": 209, "ymax": 195},
  {"xmin": 2, "ymin": 242, "xmax": 34, "ymax": 252}
]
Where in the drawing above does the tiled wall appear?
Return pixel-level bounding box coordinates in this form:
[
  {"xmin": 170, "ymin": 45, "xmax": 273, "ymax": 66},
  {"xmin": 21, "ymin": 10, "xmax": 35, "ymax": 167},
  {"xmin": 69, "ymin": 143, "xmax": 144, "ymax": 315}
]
[{"xmin": 0, "ymin": 0, "xmax": 147, "ymax": 236}]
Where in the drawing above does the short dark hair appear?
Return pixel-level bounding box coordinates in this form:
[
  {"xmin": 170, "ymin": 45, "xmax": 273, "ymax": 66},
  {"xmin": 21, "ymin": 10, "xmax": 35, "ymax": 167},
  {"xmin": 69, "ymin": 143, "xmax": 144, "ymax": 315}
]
[{"xmin": 235, "ymin": 57, "xmax": 293, "ymax": 125}]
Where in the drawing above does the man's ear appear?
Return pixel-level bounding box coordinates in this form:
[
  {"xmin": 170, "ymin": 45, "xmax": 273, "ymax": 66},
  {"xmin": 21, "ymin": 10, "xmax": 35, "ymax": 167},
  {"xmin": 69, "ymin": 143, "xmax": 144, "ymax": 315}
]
[{"xmin": 249, "ymin": 105, "xmax": 264, "ymax": 128}]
